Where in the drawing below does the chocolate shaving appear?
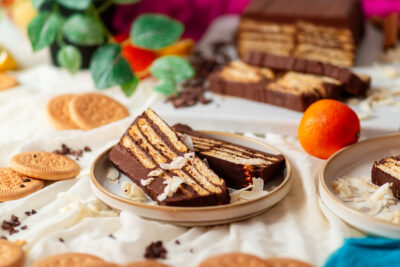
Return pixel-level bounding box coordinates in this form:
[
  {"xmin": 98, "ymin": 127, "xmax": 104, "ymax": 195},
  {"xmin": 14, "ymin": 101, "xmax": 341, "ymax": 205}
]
[
  {"xmin": 59, "ymin": 238, "xmax": 65, "ymax": 243},
  {"xmin": 31, "ymin": 209, "xmax": 37, "ymax": 214},
  {"xmin": 53, "ymin": 144, "xmax": 91, "ymax": 160},
  {"xmin": 24, "ymin": 211, "xmax": 31, "ymax": 216},
  {"xmin": 144, "ymin": 241, "xmax": 167, "ymax": 259},
  {"xmin": 166, "ymin": 41, "xmax": 234, "ymax": 108},
  {"xmin": 108, "ymin": 234, "xmax": 116, "ymax": 239},
  {"xmin": 21, "ymin": 225, "xmax": 27, "ymax": 230},
  {"xmin": 2, "ymin": 215, "xmax": 22, "ymax": 235},
  {"xmin": 175, "ymin": 240, "xmax": 180, "ymax": 245}
]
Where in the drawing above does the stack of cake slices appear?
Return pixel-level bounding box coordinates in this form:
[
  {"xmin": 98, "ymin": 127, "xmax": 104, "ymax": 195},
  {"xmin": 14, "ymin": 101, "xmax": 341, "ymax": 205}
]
[
  {"xmin": 237, "ymin": 0, "xmax": 364, "ymax": 67},
  {"xmin": 209, "ymin": 58, "xmax": 370, "ymax": 112},
  {"xmin": 109, "ymin": 109, "xmax": 285, "ymax": 207}
]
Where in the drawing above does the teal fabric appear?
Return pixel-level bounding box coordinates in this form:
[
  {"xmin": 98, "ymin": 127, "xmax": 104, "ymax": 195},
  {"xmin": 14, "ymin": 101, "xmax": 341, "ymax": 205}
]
[{"xmin": 324, "ymin": 237, "xmax": 400, "ymax": 267}]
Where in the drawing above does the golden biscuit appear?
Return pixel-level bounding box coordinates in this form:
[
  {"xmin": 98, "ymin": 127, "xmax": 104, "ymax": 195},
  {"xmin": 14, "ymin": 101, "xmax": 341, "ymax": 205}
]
[
  {"xmin": 0, "ymin": 167, "xmax": 43, "ymax": 201},
  {"xmin": 264, "ymin": 258, "xmax": 313, "ymax": 267},
  {"xmin": 31, "ymin": 253, "xmax": 105, "ymax": 267},
  {"xmin": 0, "ymin": 239, "xmax": 24, "ymax": 267},
  {"xmin": 10, "ymin": 151, "xmax": 80, "ymax": 180},
  {"xmin": 46, "ymin": 94, "xmax": 79, "ymax": 130},
  {"xmin": 198, "ymin": 253, "xmax": 270, "ymax": 267},
  {"xmin": 123, "ymin": 261, "xmax": 171, "ymax": 267},
  {"xmin": 68, "ymin": 93, "xmax": 129, "ymax": 130},
  {"xmin": 0, "ymin": 73, "xmax": 17, "ymax": 91}
]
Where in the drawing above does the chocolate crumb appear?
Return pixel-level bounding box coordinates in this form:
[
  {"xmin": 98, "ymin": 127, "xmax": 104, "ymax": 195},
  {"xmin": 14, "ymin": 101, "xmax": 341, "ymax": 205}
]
[
  {"xmin": 20, "ymin": 184, "xmax": 25, "ymax": 188},
  {"xmin": 190, "ymin": 249, "xmax": 194, "ymax": 253},
  {"xmin": 144, "ymin": 241, "xmax": 167, "ymax": 259},
  {"xmin": 175, "ymin": 240, "xmax": 180, "ymax": 245},
  {"xmin": 59, "ymin": 238, "xmax": 65, "ymax": 243},
  {"xmin": 108, "ymin": 234, "xmax": 116, "ymax": 239},
  {"xmin": 53, "ymin": 144, "xmax": 90, "ymax": 160},
  {"xmin": 23, "ymin": 178, "xmax": 31, "ymax": 182},
  {"xmin": 11, "ymin": 215, "xmax": 18, "ymax": 222},
  {"xmin": 0, "ymin": 236, "xmax": 7, "ymax": 240},
  {"xmin": 25, "ymin": 211, "xmax": 31, "ymax": 216},
  {"xmin": 21, "ymin": 225, "xmax": 27, "ymax": 230},
  {"xmin": 31, "ymin": 209, "xmax": 37, "ymax": 214},
  {"xmin": 84, "ymin": 146, "xmax": 91, "ymax": 152}
]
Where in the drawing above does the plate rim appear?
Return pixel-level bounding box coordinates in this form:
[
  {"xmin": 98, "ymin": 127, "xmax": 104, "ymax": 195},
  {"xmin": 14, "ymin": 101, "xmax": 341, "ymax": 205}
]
[
  {"xmin": 90, "ymin": 130, "xmax": 292, "ymax": 212},
  {"xmin": 319, "ymin": 132, "xmax": 400, "ymax": 229}
]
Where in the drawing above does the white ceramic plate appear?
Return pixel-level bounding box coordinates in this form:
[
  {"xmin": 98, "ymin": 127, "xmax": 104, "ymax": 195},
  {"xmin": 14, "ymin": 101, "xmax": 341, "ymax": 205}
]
[
  {"xmin": 90, "ymin": 131, "xmax": 292, "ymax": 226},
  {"xmin": 319, "ymin": 133, "xmax": 400, "ymax": 237}
]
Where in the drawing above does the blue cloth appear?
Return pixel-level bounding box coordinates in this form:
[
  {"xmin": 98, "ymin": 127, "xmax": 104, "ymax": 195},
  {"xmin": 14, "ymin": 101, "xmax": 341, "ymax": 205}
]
[{"xmin": 324, "ymin": 237, "xmax": 400, "ymax": 267}]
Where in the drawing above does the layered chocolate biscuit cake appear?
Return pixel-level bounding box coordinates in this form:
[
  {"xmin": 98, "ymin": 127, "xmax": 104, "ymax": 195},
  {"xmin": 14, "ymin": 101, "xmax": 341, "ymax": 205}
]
[
  {"xmin": 237, "ymin": 0, "xmax": 365, "ymax": 67},
  {"xmin": 209, "ymin": 60, "xmax": 344, "ymax": 112},
  {"xmin": 109, "ymin": 109, "xmax": 230, "ymax": 206},
  {"xmin": 372, "ymin": 155, "xmax": 400, "ymax": 198},
  {"xmin": 243, "ymin": 53, "xmax": 371, "ymax": 96},
  {"xmin": 173, "ymin": 124, "xmax": 285, "ymax": 189}
]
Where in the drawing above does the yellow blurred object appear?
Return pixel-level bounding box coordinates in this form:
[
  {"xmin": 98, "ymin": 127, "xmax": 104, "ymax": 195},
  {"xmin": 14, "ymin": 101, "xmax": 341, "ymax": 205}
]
[
  {"xmin": 156, "ymin": 38, "xmax": 195, "ymax": 57},
  {"xmin": 2, "ymin": 0, "xmax": 37, "ymax": 33},
  {"xmin": 0, "ymin": 48, "xmax": 18, "ymax": 71}
]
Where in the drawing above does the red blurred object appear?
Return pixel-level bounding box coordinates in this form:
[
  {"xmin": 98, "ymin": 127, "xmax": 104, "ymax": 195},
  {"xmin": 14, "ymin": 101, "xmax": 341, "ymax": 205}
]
[
  {"xmin": 113, "ymin": 33, "xmax": 130, "ymax": 43},
  {"xmin": 122, "ymin": 45, "xmax": 157, "ymax": 79}
]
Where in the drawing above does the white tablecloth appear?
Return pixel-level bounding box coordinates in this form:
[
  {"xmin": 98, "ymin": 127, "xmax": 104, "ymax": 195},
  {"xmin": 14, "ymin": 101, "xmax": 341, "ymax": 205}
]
[{"xmin": 0, "ymin": 16, "xmax": 365, "ymax": 267}]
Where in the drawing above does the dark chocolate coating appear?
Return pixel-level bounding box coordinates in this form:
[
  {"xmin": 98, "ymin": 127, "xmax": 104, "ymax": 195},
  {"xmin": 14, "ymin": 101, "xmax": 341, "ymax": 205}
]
[
  {"xmin": 244, "ymin": 52, "xmax": 370, "ymax": 96},
  {"xmin": 173, "ymin": 124, "xmax": 285, "ymax": 189},
  {"xmin": 372, "ymin": 160, "xmax": 400, "ymax": 199},
  {"xmin": 242, "ymin": 0, "xmax": 365, "ymax": 44}
]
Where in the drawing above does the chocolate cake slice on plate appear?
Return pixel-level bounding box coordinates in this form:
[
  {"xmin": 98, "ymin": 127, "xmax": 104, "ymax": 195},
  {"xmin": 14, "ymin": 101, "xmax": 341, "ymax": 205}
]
[
  {"xmin": 174, "ymin": 124, "xmax": 285, "ymax": 189},
  {"xmin": 372, "ymin": 155, "xmax": 400, "ymax": 198},
  {"xmin": 109, "ymin": 109, "xmax": 230, "ymax": 206}
]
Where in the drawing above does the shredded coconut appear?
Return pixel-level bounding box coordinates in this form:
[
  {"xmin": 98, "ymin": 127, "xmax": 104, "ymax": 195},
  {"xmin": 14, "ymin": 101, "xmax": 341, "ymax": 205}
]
[
  {"xmin": 157, "ymin": 176, "xmax": 184, "ymax": 201},
  {"xmin": 57, "ymin": 192, "xmax": 118, "ymax": 217},
  {"xmin": 121, "ymin": 181, "xmax": 147, "ymax": 201},
  {"xmin": 160, "ymin": 153, "xmax": 195, "ymax": 170},
  {"xmin": 230, "ymin": 177, "xmax": 268, "ymax": 203},
  {"xmin": 181, "ymin": 134, "xmax": 194, "ymax": 151},
  {"xmin": 141, "ymin": 178, "xmax": 154, "ymax": 186},
  {"xmin": 106, "ymin": 166, "xmax": 120, "ymax": 184},
  {"xmin": 332, "ymin": 176, "xmax": 398, "ymax": 218},
  {"xmin": 148, "ymin": 169, "xmax": 163, "ymax": 177}
]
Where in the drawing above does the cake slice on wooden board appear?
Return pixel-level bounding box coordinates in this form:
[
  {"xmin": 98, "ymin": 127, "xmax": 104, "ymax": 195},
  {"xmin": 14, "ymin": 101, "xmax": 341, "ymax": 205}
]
[
  {"xmin": 109, "ymin": 108, "xmax": 230, "ymax": 206},
  {"xmin": 173, "ymin": 124, "xmax": 285, "ymax": 189},
  {"xmin": 372, "ymin": 155, "xmax": 400, "ymax": 198}
]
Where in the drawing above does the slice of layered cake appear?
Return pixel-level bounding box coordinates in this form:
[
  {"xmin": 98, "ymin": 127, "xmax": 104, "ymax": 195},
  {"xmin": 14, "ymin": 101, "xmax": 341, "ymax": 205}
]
[
  {"xmin": 372, "ymin": 155, "xmax": 400, "ymax": 198},
  {"xmin": 109, "ymin": 109, "xmax": 230, "ymax": 206},
  {"xmin": 173, "ymin": 124, "xmax": 285, "ymax": 189},
  {"xmin": 237, "ymin": 0, "xmax": 364, "ymax": 67},
  {"xmin": 209, "ymin": 60, "xmax": 344, "ymax": 112}
]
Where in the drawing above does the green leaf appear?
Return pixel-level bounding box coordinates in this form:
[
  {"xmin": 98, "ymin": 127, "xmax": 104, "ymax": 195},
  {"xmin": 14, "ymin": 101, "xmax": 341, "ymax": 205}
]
[
  {"xmin": 131, "ymin": 14, "xmax": 184, "ymax": 50},
  {"xmin": 63, "ymin": 14, "xmax": 104, "ymax": 46},
  {"xmin": 28, "ymin": 12, "xmax": 62, "ymax": 51},
  {"xmin": 121, "ymin": 74, "xmax": 139, "ymax": 96},
  {"xmin": 150, "ymin": 55, "xmax": 194, "ymax": 83},
  {"xmin": 56, "ymin": 0, "xmax": 92, "ymax": 10},
  {"xmin": 113, "ymin": 0, "xmax": 141, "ymax": 4},
  {"xmin": 32, "ymin": 0, "xmax": 53, "ymax": 10},
  {"xmin": 154, "ymin": 80, "xmax": 176, "ymax": 96},
  {"xmin": 90, "ymin": 44, "xmax": 133, "ymax": 89},
  {"xmin": 57, "ymin": 45, "xmax": 82, "ymax": 74}
]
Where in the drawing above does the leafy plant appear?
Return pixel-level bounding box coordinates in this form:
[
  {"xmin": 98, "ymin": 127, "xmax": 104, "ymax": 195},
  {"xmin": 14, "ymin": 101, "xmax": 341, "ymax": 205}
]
[{"xmin": 28, "ymin": 0, "xmax": 194, "ymax": 97}]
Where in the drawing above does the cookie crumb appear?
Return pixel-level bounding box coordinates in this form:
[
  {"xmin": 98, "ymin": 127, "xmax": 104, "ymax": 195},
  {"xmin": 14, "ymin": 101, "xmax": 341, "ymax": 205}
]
[{"xmin": 144, "ymin": 241, "xmax": 167, "ymax": 259}]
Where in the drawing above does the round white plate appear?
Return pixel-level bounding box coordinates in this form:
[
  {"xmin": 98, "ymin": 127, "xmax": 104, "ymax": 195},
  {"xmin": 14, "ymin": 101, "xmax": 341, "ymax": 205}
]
[
  {"xmin": 90, "ymin": 131, "xmax": 292, "ymax": 226},
  {"xmin": 319, "ymin": 133, "xmax": 400, "ymax": 237}
]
